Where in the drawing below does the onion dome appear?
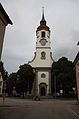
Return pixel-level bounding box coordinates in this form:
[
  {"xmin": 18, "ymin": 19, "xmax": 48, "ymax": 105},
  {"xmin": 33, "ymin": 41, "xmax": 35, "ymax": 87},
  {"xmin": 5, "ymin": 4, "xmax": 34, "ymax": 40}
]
[{"xmin": 36, "ymin": 7, "xmax": 50, "ymax": 32}]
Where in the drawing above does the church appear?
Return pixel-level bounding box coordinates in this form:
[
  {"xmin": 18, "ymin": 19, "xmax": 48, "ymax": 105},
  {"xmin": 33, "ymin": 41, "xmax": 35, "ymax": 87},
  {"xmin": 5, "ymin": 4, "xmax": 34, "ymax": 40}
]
[{"xmin": 28, "ymin": 9, "xmax": 54, "ymax": 97}]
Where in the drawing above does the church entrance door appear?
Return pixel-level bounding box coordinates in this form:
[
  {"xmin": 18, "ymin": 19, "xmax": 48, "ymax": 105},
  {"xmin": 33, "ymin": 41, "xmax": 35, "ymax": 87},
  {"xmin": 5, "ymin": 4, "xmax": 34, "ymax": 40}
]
[
  {"xmin": 39, "ymin": 83, "xmax": 47, "ymax": 96},
  {"xmin": 40, "ymin": 87, "xmax": 46, "ymax": 96}
]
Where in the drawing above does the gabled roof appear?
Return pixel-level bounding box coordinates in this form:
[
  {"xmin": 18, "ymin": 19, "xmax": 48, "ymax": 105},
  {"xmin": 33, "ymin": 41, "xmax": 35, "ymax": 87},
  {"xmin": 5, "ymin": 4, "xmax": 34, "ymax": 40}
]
[{"xmin": 0, "ymin": 3, "xmax": 13, "ymax": 25}]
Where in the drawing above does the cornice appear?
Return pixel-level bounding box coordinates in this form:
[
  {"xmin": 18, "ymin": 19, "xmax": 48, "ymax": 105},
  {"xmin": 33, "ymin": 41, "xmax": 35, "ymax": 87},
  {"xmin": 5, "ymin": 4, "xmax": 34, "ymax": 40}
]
[
  {"xmin": 0, "ymin": 3, "xmax": 13, "ymax": 25},
  {"xmin": 36, "ymin": 47, "xmax": 51, "ymax": 49}
]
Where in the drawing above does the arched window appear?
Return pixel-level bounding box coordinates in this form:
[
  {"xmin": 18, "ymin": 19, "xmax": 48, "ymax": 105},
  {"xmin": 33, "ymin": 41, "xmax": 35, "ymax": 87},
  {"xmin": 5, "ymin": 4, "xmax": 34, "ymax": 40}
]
[
  {"xmin": 41, "ymin": 73, "xmax": 46, "ymax": 78},
  {"xmin": 41, "ymin": 31, "xmax": 45, "ymax": 37},
  {"xmin": 41, "ymin": 52, "xmax": 46, "ymax": 59}
]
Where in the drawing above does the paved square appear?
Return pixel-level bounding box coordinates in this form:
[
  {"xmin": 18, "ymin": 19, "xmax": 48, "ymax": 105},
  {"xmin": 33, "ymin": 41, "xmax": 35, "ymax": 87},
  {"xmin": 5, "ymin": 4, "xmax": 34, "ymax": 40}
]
[{"xmin": 0, "ymin": 98, "xmax": 79, "ymax": 119}]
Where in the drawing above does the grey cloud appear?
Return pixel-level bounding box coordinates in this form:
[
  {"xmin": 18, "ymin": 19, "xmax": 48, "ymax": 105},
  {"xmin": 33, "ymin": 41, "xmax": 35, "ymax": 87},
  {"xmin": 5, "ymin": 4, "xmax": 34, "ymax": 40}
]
[
  {"xmin": 71, "ymin": 30, "xmax": 79, "ymax": 43},
  {"xmin": 0, "ymin": 0, "xmax": 79, "ymax": 73}
]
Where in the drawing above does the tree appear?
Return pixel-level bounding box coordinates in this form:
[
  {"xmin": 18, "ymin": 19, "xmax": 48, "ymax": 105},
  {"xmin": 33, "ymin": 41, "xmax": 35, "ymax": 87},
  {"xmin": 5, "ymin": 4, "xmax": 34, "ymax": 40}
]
[
  {"xmin": 17, "ymin": 64, "xmax": 35, "ymax": 98},
  {"xmin": 0, "ymin": 61, "xmax": 8, "ymax": 94},
  {"xmin": 51, "ymin": 57, "xmax": 76, "ymax": 97},
  {"xmin": 6, "ymin": 64, "xmax": 35, "ymax": 97},
  {"xmin": 7, "ymin": 73, "xmax": 17, "ymax": 96},
  {"xmin": 0, "ymin": 61, "xmax": 7, "ymax": 80}
]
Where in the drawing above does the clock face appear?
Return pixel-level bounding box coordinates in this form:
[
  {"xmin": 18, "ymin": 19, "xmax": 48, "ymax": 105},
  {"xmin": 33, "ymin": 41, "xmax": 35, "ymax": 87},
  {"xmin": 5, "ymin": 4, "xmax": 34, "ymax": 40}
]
[{"xmin": 40, "ymin": 39, "xmax": 46, "ymax": 46}]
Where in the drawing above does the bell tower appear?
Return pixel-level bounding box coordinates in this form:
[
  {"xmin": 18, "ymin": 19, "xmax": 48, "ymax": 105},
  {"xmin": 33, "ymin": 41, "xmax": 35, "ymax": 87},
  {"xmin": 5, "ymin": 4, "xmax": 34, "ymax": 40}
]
[
  {"xmin": 36, "ymin": 7, "xmax": 50, "ymax": 49},
  {"xmin": 29, "ymin": 8, "xmax": 54, "ymax": 96}
]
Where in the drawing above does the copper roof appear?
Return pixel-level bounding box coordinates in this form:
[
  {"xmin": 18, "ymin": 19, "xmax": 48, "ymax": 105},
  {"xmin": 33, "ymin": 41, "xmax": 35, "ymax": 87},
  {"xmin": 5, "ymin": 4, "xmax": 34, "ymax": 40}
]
[{"xmin": 37, "ymin": 24, "xmax": 50, "ymax": 32}]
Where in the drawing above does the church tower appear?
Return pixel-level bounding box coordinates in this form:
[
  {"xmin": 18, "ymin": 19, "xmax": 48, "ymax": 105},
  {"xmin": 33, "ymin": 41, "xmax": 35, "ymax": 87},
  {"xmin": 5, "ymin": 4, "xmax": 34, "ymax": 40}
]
[{"xmin": 29, "ymin": 8, "xmax": 54, "ymax": 96}]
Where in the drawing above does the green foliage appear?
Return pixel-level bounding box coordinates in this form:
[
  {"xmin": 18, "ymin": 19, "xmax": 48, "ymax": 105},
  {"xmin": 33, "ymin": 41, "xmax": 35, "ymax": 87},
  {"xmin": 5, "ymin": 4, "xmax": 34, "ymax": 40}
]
[
  {"xmin": 0, "ymin": 61, "xmax": 8, "ymax": 94},
  {"xmin": 0, "ymin": 61, "xmax": 6, "ymax": 80},
  {"xmin": 7, "ymin": 73, "xmax": 17, "ymax": 96},
  {"xmin": 51, "ymin": 57, "xmax": 76, "ymax": 97},
  {"xmin": 7, "ymin": 64, "xmax": 35, "ymax": 97},
  {"xmin": 17, "ymin": 64, "xmax": 34, "ymax": 97}
]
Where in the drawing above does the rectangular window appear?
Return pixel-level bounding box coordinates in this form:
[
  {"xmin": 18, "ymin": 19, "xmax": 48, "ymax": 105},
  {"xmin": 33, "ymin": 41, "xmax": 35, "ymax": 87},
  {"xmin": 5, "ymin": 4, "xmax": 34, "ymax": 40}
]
[{"xmin": 41, "ymin": 31, "xmax": 45, "ymax": 37}]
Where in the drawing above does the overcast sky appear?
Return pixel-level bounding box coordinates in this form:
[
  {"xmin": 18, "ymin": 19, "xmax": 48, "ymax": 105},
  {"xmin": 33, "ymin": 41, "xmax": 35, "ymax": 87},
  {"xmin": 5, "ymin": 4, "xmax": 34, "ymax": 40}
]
[{"xmin": 0, "ymin": 0, "xmax": 79, "ymax": 73}]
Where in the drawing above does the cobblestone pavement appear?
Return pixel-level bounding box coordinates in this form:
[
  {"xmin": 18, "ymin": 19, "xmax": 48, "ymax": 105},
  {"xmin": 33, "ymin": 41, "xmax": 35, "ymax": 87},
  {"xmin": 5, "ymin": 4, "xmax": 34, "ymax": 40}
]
[{"xmin": 0, "ymin": 97, "xmax": 79, "ymax": 119}]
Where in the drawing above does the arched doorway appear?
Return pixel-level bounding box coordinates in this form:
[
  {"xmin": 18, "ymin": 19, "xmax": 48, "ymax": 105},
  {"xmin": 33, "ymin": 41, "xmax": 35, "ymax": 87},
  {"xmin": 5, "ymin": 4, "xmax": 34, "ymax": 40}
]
[
  {"xmin": 39, "ymin": 83, "xmax": 47, "ymax": 96},
  {"xmin": 40, "ymin": 87, "xmax": 46, "ymax": 96}
]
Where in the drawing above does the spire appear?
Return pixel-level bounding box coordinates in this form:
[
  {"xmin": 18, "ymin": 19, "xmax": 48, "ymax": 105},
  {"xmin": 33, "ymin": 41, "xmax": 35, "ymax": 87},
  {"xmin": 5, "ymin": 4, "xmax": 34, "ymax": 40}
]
[
  {"xmin": 41, "ymin": 7, "xmax": 45, "ymax": 21},
  {"xmin": 37, "ymin": 7, "xmax": 50, "ymax": 32},
  {"xmin": 40, "ymin": 7, "xmax": 46, "ymax": 25}
]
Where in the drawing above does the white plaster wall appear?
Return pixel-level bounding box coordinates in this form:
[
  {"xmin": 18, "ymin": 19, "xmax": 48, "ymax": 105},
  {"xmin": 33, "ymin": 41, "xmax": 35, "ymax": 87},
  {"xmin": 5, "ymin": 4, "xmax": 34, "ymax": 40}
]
[
  {"xmin": 29, "ymin": 49, "xmax": 53, "ymax": 67},
  {"xmin": 38, "ymin": 71, "xmax": 49, "ymax": 85},
  {"xmin": 29, "ymin": 28, "xmax": 53, "ymax": 68},
  {"xmin": 38, "ymin": 71, "xmax": 49, "ymax": 95},
  {"xmin": 36, "ymin": 30, "xmax": 50, "ymax": 48}
]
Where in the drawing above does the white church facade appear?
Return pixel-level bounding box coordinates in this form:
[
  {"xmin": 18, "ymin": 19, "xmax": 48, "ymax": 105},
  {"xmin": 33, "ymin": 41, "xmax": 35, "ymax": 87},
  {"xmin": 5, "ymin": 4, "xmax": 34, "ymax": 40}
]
[{"xmin": 29, "ymin": 9, "xmax": 54, "ymax": 96}]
